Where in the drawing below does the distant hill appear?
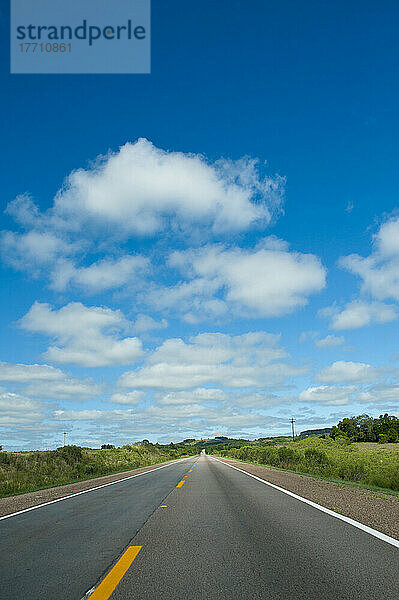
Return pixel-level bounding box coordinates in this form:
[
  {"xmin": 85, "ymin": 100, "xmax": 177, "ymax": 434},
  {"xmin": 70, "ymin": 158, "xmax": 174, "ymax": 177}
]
[
  {"xmin": 297, "ymin": 427, "xmax": 331, "ymax": 439},
  {"xmin": 173, "ymin": 429, "xmax": 331, "ymax": 450}
]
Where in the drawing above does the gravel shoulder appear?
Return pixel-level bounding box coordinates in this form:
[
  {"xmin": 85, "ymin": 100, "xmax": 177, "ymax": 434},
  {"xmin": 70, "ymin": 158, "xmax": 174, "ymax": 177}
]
[
  {"xmin": 0, "ymin": 457, "xmax": 189, "ymax": 518},
  {"xmin": 214, "ymin": 456, "xmax": 399, "ymax": 541}
]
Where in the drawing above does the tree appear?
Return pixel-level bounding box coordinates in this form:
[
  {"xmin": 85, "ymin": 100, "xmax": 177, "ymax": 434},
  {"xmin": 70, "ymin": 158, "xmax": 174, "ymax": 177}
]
[
  {"xmin": 336, "ymin": 417, "xmax": 358, "ymax": 440},
  {"xmin": 331, "ymin": 413, "xmax": 399, "ymax": 443}
]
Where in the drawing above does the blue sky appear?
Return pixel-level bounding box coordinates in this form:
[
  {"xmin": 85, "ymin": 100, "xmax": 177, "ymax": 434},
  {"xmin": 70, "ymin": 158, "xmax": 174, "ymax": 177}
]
[{"xmin": 1, "ymin": 0, "xmax": 399, "ymax": 449}]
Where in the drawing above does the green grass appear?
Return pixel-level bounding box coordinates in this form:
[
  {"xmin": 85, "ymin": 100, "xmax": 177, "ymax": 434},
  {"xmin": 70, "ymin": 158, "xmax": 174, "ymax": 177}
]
[
  {"xmin": 211, "ymin": 437, "xmax": 399, "ymax": 493},
  {"xmin": 0, "ymin": 444, "xmax": 195, "ymax": 498}
]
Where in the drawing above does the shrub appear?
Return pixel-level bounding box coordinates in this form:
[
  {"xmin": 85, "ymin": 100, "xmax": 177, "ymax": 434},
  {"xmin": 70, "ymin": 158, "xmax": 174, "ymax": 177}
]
[
  {"xmin": 303, "ymin": 448, "xmax": 329, "ymax": 467},
  {"xmin": 57, "ymin": 445, "xmax": 83, "ymax": 463},
  {"xmin": 378, "ymin": 434, "xmax": 389, "ymax": 444},
  {"xmin": 276, "ymin": 446, "xmax": 300, "ymax": 468}
]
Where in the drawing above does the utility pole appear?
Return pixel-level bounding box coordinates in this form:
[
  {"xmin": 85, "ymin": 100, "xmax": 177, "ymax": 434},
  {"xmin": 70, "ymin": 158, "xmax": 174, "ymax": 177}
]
[
  {"xmin": 63, "ymin": 432, "xmax": 67, "ymax": 447},
  {"xmin": 289, "ymin": 418, "xmax": 296, "ymax": 442}
]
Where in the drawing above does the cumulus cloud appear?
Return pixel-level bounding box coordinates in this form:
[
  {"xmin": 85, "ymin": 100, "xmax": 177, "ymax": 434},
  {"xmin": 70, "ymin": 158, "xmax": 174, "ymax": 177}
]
[
  {"xmin": 2, "ymin": 140, "xmax": 286, "ymax": 302},
  {"xmin": 110, "ymin": 391, "xmax": 145, "ymax": 405},
  {"xmin": 320, "ymin": 300, "xmax": 398, "ymax": 330},
  {"xmin": 133, "ymin": 314, "xmax": 168, "ymax": 334},
  {"xmin": 376, "ymin": 217, "xmax": 399, "ymax": 256},
  {"xmin": 356, "ymin": 383, "xmax": 399, "ymax": 406},
  {"xmin": 5, "ymin": 140, "xmax": 284, "ymax": 243},
  {"xmin": 118, "ymin": 331, "xmax": 306, "ymax": 390},
  {"xmin": 155, "ymin": 388, "xmax": 227, "ymax": 405},
  {"xmin": 0, "ymin": 362, "xmax": 65, "ymax": 383},
  {"xmin": 299, "ymin": 385, "xmax": 356, "ymax": 406},
  {"xmin": 0, "ymin": 362, "xmax": 102, "ymax": 400},
  {"xmin": 19, "ymin": 302, "xmax": 143, "ymax": 367},
  {"xmin": 339, "ymin": 216, "xmax": 399, "ymax": 302},
  {"xmin": 51, "ymin": 139, "xmax": 284, "ymax": 236},
  {"xmin": 315, "ymin": 335, "xmax": 345, "ymax": 348},
  {"xmin": 0, "ymin": 391, "xmax": 45, "ymax": 426},
  {"xmin": 227, "ymin": 391, "xmax": 293, "ymax": 408},
  {"xmin": 24, "ymin": 379, "xmax": 102, "ymax": 400},
  {"xmin": 148, "ymin": 240, "xmax": 326, "ymax": 320},
  {"xmin": 0, "ymin": 230, "xmax": 75, "ymax": 273},
  {"xmin": 53, "ymin": 409, "xmax": 124, "ymax": 421},
  {"xmin": 50, "ymin": 255, "xmax": 149, "ymax": 293},
  {"xmin": 317, "ymin": 361, "xmax": 378, "ymax": 384}
]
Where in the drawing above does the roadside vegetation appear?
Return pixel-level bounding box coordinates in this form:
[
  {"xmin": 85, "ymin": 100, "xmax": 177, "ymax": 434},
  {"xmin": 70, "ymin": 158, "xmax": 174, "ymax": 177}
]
[
  {"xmin": 329, "ymin": 413, "xmax": 399, "ymax": 443},
  {"xmin": 2, "ymin": 413, "xmax": 398, "ymax": 498},
  {"xmin": 207, "ymin": 424, "xmax": 399, "ymax": 493},
  {"xmin": 0, "ymin": 441, "xmax": 197, "ymax": 498}
]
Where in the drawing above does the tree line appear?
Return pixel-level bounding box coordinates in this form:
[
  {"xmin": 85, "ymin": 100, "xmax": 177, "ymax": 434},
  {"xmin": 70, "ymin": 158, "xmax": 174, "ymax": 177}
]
[{"xmin": 330, "ymin": 413, "xmax": 399, "ymax": 443}]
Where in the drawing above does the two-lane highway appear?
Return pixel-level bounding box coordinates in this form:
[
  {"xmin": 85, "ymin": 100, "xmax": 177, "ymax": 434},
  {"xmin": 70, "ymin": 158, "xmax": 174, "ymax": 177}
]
[
  {"xmin": 0, "ymin": 453, "xmax": 398, "ymax": 599},
  {"xmin": 0, "ymin": 456, "xmax": 197, "ymax": 600}
]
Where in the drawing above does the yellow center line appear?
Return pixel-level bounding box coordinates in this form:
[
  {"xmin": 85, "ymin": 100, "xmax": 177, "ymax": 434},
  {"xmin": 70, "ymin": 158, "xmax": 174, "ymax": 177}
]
[
  {"xmin": 188, "ymin": 469, "xmax": 193, "ymax": 472},
  {"xmin": 89, "ymin": 546, "xmax": 141, "ymax": 599},
  {"xmin": 176, "ymin": 480, "xmax": 185, "ymax": 488}
]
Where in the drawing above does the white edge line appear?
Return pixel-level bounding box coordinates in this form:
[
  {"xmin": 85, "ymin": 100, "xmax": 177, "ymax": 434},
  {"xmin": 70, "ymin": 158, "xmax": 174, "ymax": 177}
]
[
  {"xmin": 0, "ymin": 456, "xmax": 194, "ymax": 522},
  {"xmin": 211, "ymin": 456, "xmax": 399, "ymax": 549}
]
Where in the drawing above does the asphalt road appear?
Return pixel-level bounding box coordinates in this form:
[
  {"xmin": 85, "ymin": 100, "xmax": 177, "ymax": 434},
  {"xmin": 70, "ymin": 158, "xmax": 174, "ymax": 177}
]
[
  {"xmin": 0, "ymin": 456, "xmax": 196, "ymax": 600},
  {"xmin": 1, "ymin": 453, "xmax": 398, "ymax": 599}
]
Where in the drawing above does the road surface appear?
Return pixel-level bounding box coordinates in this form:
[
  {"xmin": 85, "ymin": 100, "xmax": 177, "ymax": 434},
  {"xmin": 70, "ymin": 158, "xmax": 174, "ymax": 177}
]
[{"xmin": 0, "ymin": 453, "xmax": 398, "ymax": 599}]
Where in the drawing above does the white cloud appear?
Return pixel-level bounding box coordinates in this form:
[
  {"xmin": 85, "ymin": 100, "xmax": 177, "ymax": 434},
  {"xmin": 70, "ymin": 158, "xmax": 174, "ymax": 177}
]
[
  {"xmin": 374, "ymin": 217, "xmax": 399, "ymax": 257},
  {"xmin": 24, "ymin": 378, "xmax": 102, "ymax": 400},
  {"xmin": 110, "ymin": 391, "xmax": 145, "ymax": 405},
  {"xmin": 118, "ymin": 331, "xmax": 306, "ymax": 390},
  {"xmin": 2, "ymin": 140, "xmax": 285, "ymax": 301},
  {"xmin": 227, "ymin": 391, "xmax": 292, "ymax": 408},
  {"xmin": 0, "ymin": 362, "xmax": 102, "ymax": 400},
  {"xmin": 51, "ymin": 139, "xmax": 284, "ymax": 236},
  {"xmin": 299, "ymin": 385, "xmax": 356, "ymax": 406},
  {"xmin": 0, "ymin": 230, "xmax": 74, "ymax": 273},
  {"xmin": 5, "ymin": 140, "xmax": 283, "ymax": 244},
  {"xmin": 5, "ymin": 194, "xmax": 41, "ymax": 227},
  {"xmin": 321, "ymin": 300, "xmax": 398, "ymax": 330},
  {"xmin": 19, "ymin": 302, "xmax": 143, "ymax": 367},
  {"xmin": 52, "ymin": 404, "xmax": 276, "ymax": 435},
  {"xmin": 50, "ymin": 255, "xmax": 149, "ymax": 293},
  {"xmin": 0, "ymin": 362, "xmax": 65, "ymax": 382},
  {"xmin": 133, "ymin": 314, "xmax": 168, "ymax": 334},
  {"xmin": 0, "ymin": 391, "xmax": 45, "ymax": 425},
  {"xmin": 142, "ymin": 403, "xmax": 266, "ymax": 429},
  {"xmin": 155, "ymin": 388, "xmax": 227, "ymax": 405},
  {"xmin": 315, "ymin": 335, "xmax": 345, "ymax": 348},
  {"xmin": 149, "ymin": 240, "xmax": 326, "ymax": 320},
  {"xmin": 357, "ymin": 383, "xmax": 399, "ymax": 406},
  {"xmin": 299, "ymin": 330, "xmax": 319, "ymax": 343},
  {"xmin": 54, "ymin": 409, "xmax": 123, "ymax": 421},
  {"xmin": 339, "ymin": 216, "xmax": 399, "ymax": 302},
  {"xmin": 317, "ymin": 361, "xmax": 378, "ymax": 384}
]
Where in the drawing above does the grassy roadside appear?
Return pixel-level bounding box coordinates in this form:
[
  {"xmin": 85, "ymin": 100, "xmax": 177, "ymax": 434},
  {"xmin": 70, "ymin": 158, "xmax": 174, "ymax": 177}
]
[
  {"xmin": 0, "ymin": 444, "xmax": 196, "ymax": 498},
  {"xmin": 213, "ymin": 455, "xmax": 399, "ymax": 498},
  {"xmin": 209, "ymin": 437, "xmax": 399, "ymax": 494}
]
